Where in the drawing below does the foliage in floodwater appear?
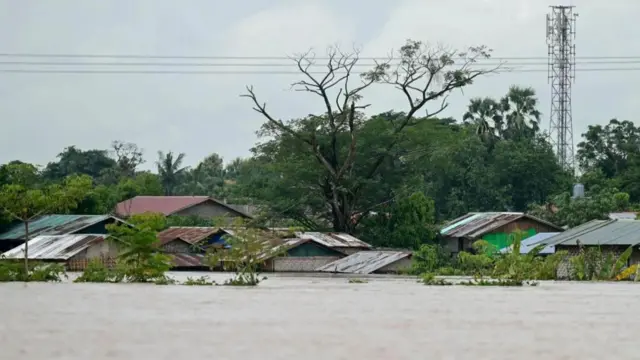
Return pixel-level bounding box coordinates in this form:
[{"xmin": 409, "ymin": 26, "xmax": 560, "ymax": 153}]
[
  {"xmin": 74, "ymin": 258, "xmax": 122, "ymax": 283},
  {"xmin": 348, "ymin": 278, "xmax": 368, "ymax": 284},
  {"xmin": 206, "ymin": 219, "xmax": 285, "ymax": 286},
  {"xmin": 569, "ymin": 245, "xmax": 633, "ymax": 281},
  {"xmin": 0, "ymin": 258, "xmax": 67, "ymax": 282},
  {"xmin": 106, "ymin": 213, "xmax": 174, "ymax": 283},
  {"xmin": 419, "ymin": 272, "xmax": 452, "ymax": 286},
  {"xmin": 183, "ymin": 276, "xmax": 215, "ymax": 286}
]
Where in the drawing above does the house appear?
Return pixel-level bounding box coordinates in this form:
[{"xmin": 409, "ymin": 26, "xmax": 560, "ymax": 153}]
[
  {"xmin": 261, "ymin": 238, "xmax": 346, "ymax": 272},
  {"xmin": 0, "ymin": 214, "xmax": 126, "ymax": 253},
  {"xmin": 315, "ymin": 250, "xmax": 412, "ymax": 274},
  {"xmin": 526, "ymin": 219, "xmax": 640, "ymax": 278},
  {"xmin": 114, "ymin": 196, "xmax": 252, "ymax": 220},
  {"xmin": 498, "ymin": 232, "xmax": 559, "ymax": 255},
  {"xmin": 439, "ymin": 212, "xmax": 563, "ymax": 255},
  {"xmin": 157, "ymin": 227, "xmax": 221, "ymax": 253},
  {"xmin": 1, "ymin": 234, "xmax": 120, "ymax": 270},
  {"xmin": 294, "ymin": 232, "xmax": 372, "ymax": 255},
  {"xmin": 156, "ymin": 226, "xmax": 221, "ymax": 269}
]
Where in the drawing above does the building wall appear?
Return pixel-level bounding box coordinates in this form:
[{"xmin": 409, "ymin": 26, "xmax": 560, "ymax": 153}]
[
  {"xmin": 66, "ymin": 240, "xmax": 119, "ymax": 271},
  {"xmin": 176, "ymin": 202, "xmax": 247, "ymax": 219},
  {"xmin": 269, "ymin": 256, "xmax": 341, "ymax": 272},
  {"xmin": 376, "ymin": 257, "xmax": 412, "ymax": 274},
  {"xmin": 555, "ymin": 245, "xmax": 632, "ymax": 279},
  {"xmin": 161, "ymin": 239, "xmax": 193, "ymax": 253},
  {"xmin": 493, "ymin": 219, "xmax": 558, "ymax": 234}
]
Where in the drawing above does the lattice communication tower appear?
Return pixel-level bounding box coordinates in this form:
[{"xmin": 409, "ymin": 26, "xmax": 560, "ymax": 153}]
[{"xmin": 546, "ymin": 5, "xmax": 578, "ymax": 172}]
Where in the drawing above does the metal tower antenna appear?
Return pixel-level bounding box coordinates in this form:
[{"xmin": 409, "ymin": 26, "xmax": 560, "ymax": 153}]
[{"xmin": 546, "ymin": 5, "xmax": 578, "ymax": 172}]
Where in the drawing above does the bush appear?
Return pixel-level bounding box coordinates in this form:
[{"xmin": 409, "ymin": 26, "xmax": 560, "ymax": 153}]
[
  {"xmin": 74, "ymin": 259, "xmax": 122, "ymax": 283},
  {"xmin": 0, "ymin": 259, "xmax": 67, "ymax": 282},
  {"xmin": 183, "ymin": 276, "xmax": 215, "ymax": 286},
  {"xmin": 411, "ymin": 244, "xmax": 451, "ymax": 275}
]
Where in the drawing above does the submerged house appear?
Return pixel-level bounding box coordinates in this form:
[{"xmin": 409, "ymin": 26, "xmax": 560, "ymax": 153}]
[
  {"xmin": 261, "ymin": 237, "xmax": 346, "ymax": 272},
  {"xmin": 2, "ymin": 234, "xmax": 120, "ymax": 270},
  {"xmin": 316, "ymin": 250, "xmax": 412, "ymax": 274},
  {"xmin": 114, "ymin": 196, "xmax": 252, "ymax": 221},
  {"xmin": 439, "ymin": 212, "xmax": 563, "ymax": 255},
  {"xmin": 154, "ymin": 226, "xmax": 372, "ymax": 272},
  {"xmin": 0, "ymin": 214, "xmax": 126, "ymax": 253},
  {"xmin": 526, "ymin": 219, "xmax": 640, "ymax": 278},
  {"xmin": 294, "ymin": 232, "xmax": 372, "ymax": 255},
  {"xmin": 156, "ymin": 226, "xmax": 222, "ymax": 269}
]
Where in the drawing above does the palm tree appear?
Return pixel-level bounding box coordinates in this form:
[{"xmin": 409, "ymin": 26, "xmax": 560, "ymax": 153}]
[
  {"xmin": 500, "ymin": 86, "xmax": 541, "ymax": 139},
  {"xmin": 156, "ymin": 151, "xmax": 187, "ymax": 195},
  {"xmin": 462, "ymin": 97, "xmax": 503, "ymax": 141}
]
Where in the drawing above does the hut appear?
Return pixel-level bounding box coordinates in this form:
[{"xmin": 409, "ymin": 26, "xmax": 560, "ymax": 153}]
[
  {"xmin": 2, "ymin": 234, "xmax": 120, "ymax": 270},
  {"xmin": 439, "ymin": 212, "xmax": 563, "ymax": 255}
]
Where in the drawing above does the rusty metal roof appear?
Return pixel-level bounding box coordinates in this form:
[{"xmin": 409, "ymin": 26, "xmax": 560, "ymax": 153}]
[
  {"xmin": 171, "ymin": 253, "xmax": 206, "ymax": 267},
  {"xmin": 316, "ymin": 250, "xmax": 411, "ymax": 274},
  {"xmin": 295, "ymin": 232, "xmax": 372, "ymax": 248},
  {"xmin": 157, "ymin": 227, "xmax": 219, "ymax": 246},
  {"xmin": 439, "ymin": 212, "xmax": 562, "ymax": 239},
  {"xmin": 2, "ymin": 234, "xmax": 108, "ymax": 260},
  {"xmin": 114, "ymin": 196, "xmax": 251, "ymax": 218},
  {"xmin": 0, "ymin": 214, "xmax": 122, "ymax": 241}
]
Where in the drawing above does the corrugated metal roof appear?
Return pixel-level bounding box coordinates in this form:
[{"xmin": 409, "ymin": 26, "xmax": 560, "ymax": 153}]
[
  {"xmin": 530, "ymin": 219, "xmax": 640, "ymax": 247},
  {"xmin": 439, "ymin": 212, "xmax": 562, "ymax": 238},
  {"xmin": 2, "ymin": 234, "xmax": 108, "ymax": 260},
  {"xmin": 171, "ymin": 253, "xmax": 206, "ymax": 267},
  {"xmin": 316, "ymin": 251, "xmax": 411, "ymax": 274},
  {"xmin": 157, "ymin": 227, "xmax": 219, "ymax": 246},
  {"xmin": 499, "ymin": 232, "xmax": 558, "ymax": 255},
  {"xmin": 114, "ymin": 196, "xmax": 251, "ymax": 218},
  {"xmin": 295, "ymin": 232, "xmax": 372, "ymax": 249},
  {"xmin": 609, "ymin": 212, "xmax": 638, "ymax": 220},
  {"xmin": 0, "ymin": 215, "xmax": 117, "ymax": 240}
]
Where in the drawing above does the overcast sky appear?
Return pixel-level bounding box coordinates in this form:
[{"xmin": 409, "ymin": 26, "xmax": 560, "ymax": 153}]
[{"xmin": 0, "ymin": 0, "xmax": 637, "ymax": 170}]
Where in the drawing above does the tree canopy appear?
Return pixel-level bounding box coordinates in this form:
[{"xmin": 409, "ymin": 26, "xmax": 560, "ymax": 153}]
[{"xmin": 1, "ymin": 40, "xmax": 636, "ymax": 250}]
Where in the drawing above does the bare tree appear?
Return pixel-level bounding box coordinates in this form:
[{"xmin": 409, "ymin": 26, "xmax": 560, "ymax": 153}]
[
  {"xmin": 111, "ymin": 141, "xmax": 145, "ymax": 177},
  {"xmin": 242, "ymin": 40, "xmax": 500, "ymax": 232}
]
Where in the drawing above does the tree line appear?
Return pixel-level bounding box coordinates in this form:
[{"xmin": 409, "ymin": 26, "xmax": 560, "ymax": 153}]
[{"xmin": 1, "ymin": 39, "xmax": 637, "ymax": 249}]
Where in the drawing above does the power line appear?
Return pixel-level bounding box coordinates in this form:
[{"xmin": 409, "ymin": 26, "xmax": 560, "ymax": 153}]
[
  {"xmin": 1, "ymin": 52, "xmax": 640, "ymax": 60},
  {"xmin": 0, "ymin": 67, "xmax": 639, "ymax": 75},
  {"xmin": 1, "ymin": 60, "xmax": 640, "ymax": 67}
]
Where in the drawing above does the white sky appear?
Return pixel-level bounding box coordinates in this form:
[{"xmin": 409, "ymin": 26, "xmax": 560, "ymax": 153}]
[{"xmin": 0, "ymin": 0, "xmax": 637, "ymax": 169}]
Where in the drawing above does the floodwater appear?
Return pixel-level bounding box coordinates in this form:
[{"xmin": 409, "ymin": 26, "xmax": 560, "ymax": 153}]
[{"xmin": 0, "ymin": 273, "xmax": 637, "ymax": 360}]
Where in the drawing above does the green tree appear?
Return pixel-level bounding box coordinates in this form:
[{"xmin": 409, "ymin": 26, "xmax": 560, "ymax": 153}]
[
  {"xmin": 499, "ymin": 86, "xmax": 541, "ymax": 139},
  {"xmin": 360, "ymin": 192, "xmax": 437, "ymax": 249},
  {"xmin": 242, "ymin": 40, "xmax": 496, "ymax": 232},
  {"xmin": 156, "ymin": 151, "xmax": 188, "ymax": 195},
  {"xmin": 576, "ymin": 119, "xmax": 640, "ymax": 178},
  {"xmin": 530, "ymin": 187, "xmax": 630, "ymax": 228},
  {"xmin": 178, "ymin": 153, "xmax": 226, "ymax": 197},
  {"xmin": 42, "ymin": 146, "xmax": 117, "ymax": 182},
  {"xmin": 0, "ymin": 165, "xmax": 92, "ymax": 274},
  {"xmin": 462, "ymin": 97, "xmax": 502, "ymax": 140},
  {"xmin": 106, "ymin": 213, "xmax": 172, "ymax": 283},
  {"xmin": 490, "ymin": 136, "xmax": 571, "ymax": 210}
]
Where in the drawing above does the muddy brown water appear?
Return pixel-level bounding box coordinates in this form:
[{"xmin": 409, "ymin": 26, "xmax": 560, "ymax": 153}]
[{"xmin": 0, "ymin": 272, "xmax": 637, "ymax": 359}]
